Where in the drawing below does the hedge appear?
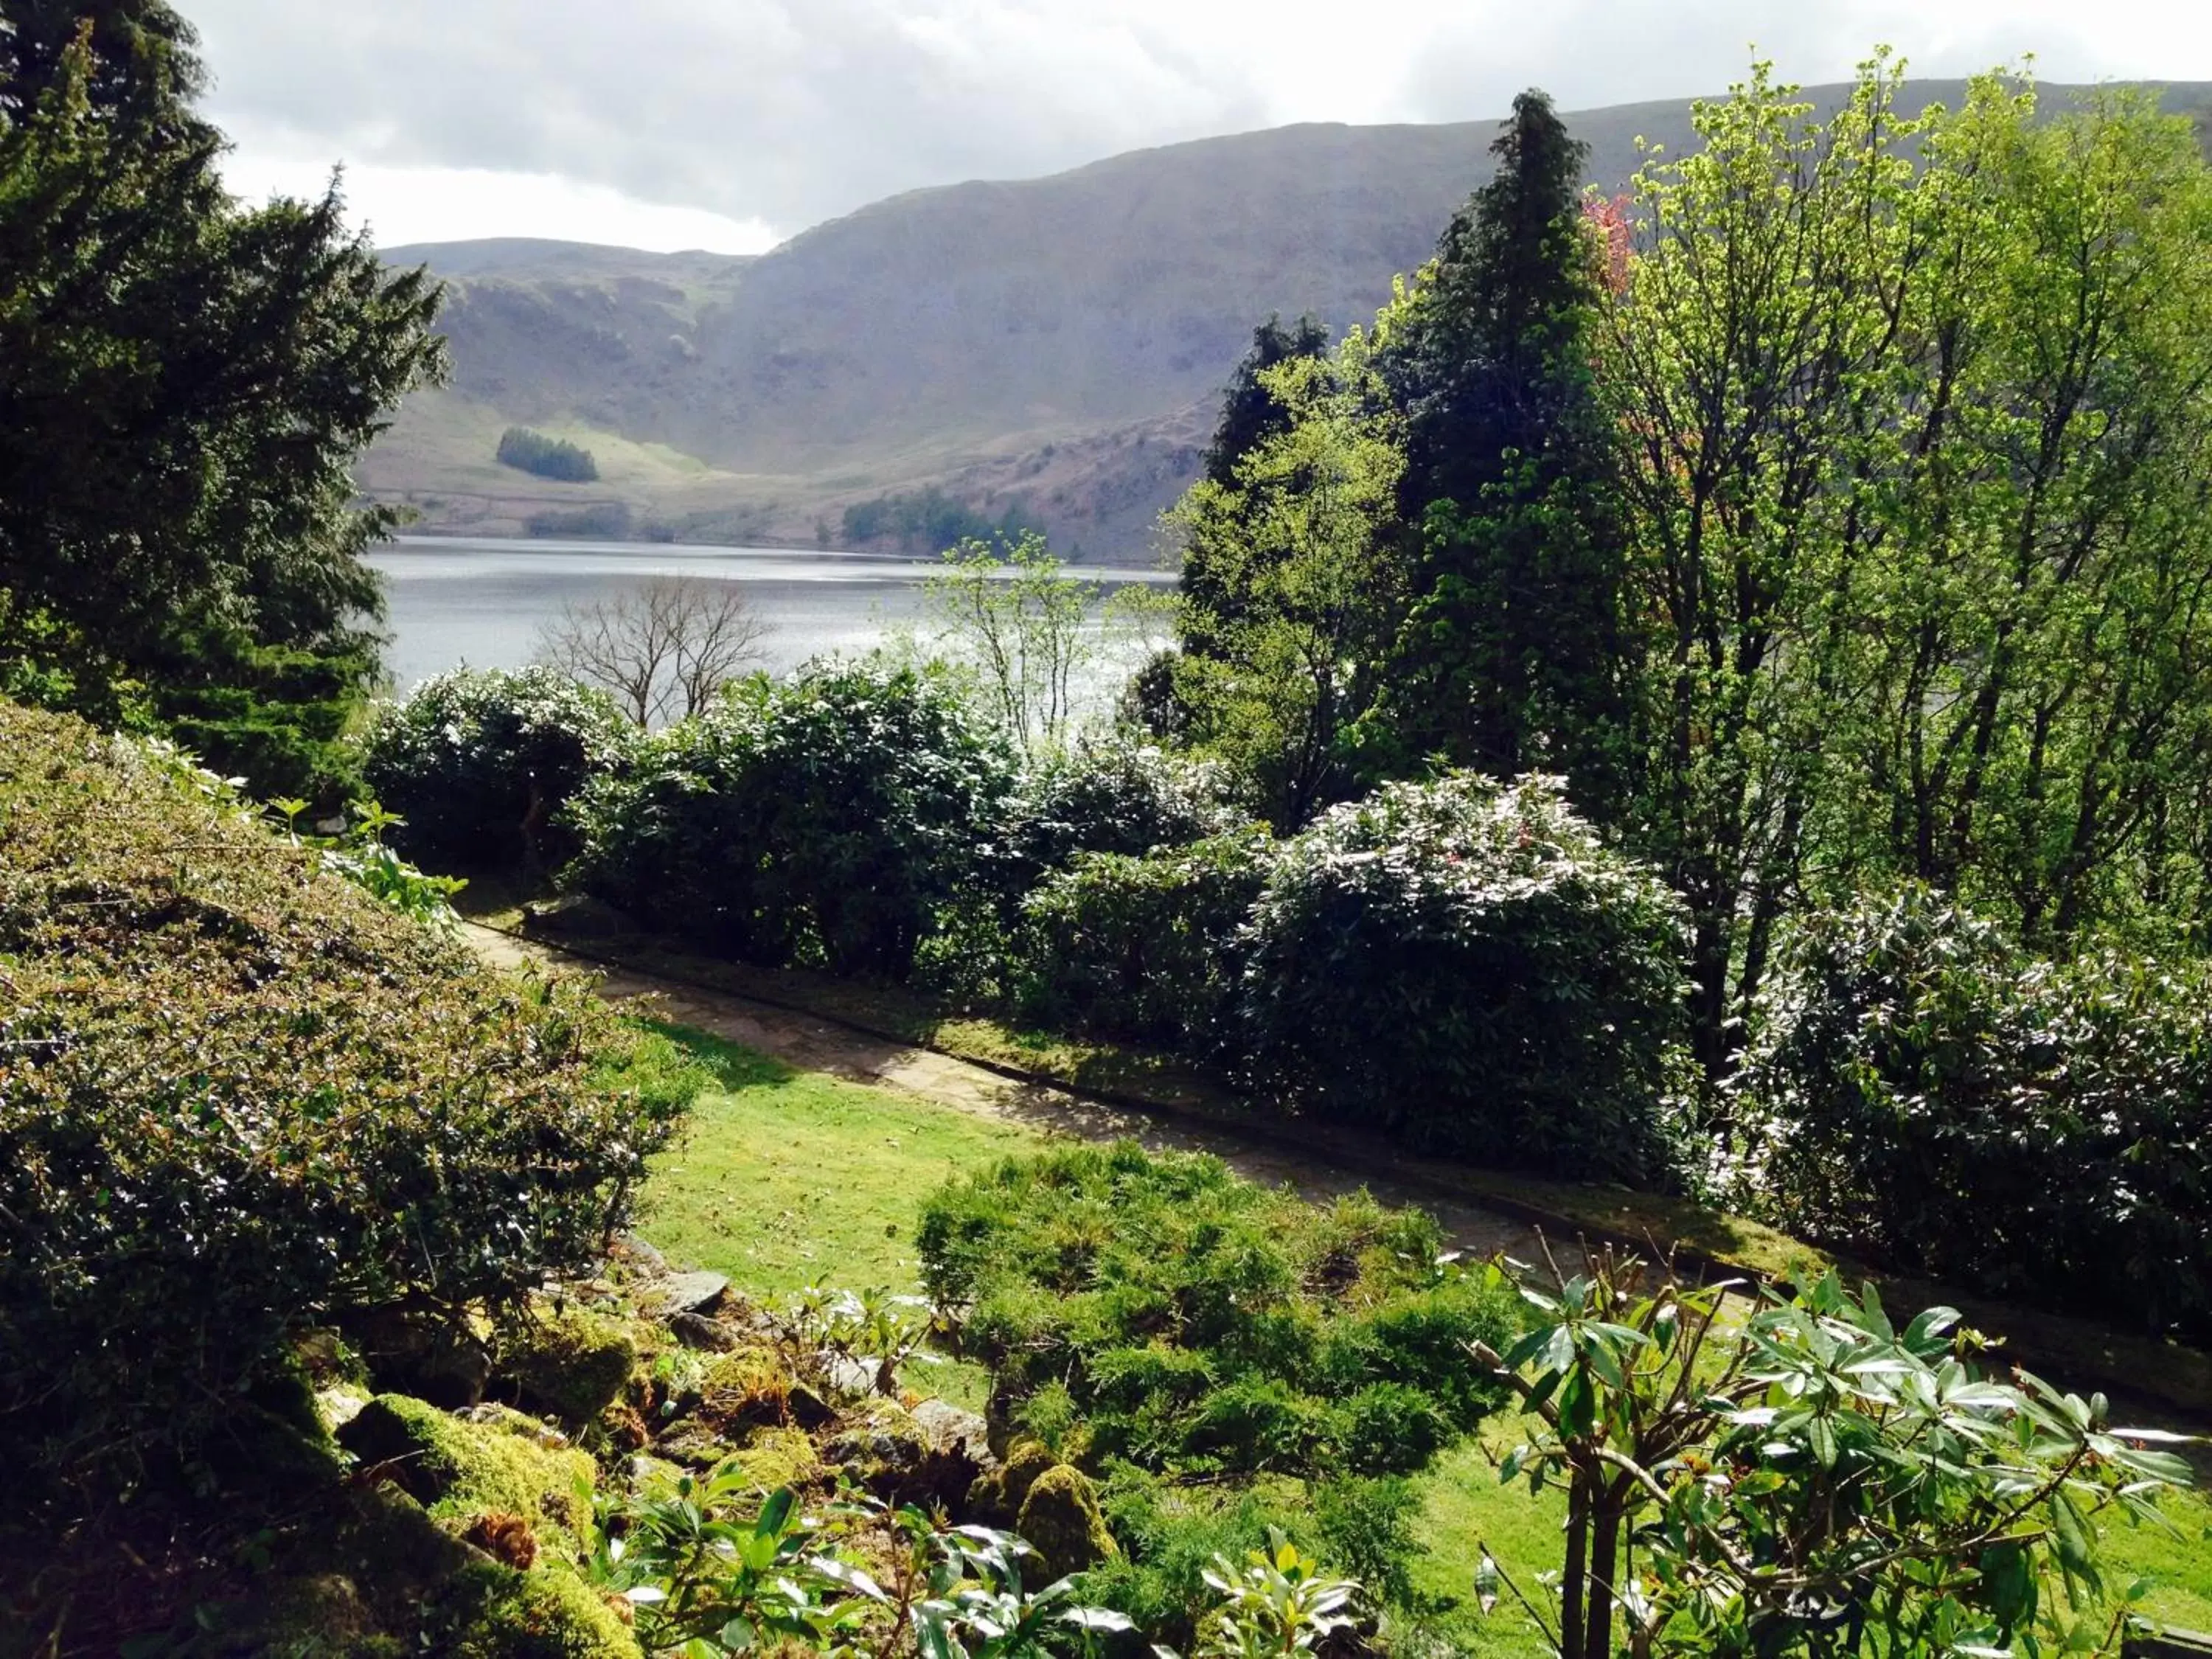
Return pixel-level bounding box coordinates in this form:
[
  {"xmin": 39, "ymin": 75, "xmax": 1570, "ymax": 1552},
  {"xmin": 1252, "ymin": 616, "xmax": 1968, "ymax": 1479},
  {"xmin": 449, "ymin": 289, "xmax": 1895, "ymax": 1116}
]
[{"xmin": 0, "ymin": 703, "xmax": 689, "ymax": 1480}]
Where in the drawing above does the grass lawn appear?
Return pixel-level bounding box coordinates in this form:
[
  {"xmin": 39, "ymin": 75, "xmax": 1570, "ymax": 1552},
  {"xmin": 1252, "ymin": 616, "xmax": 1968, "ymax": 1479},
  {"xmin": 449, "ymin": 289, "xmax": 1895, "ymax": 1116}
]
[
  {"xmin": 630, "ymin": 1021, "xmax": 2212, "ymax": 1641},
  {"xmin": 635, "ymin": 1023, "xmax": 1052, "ymax": 1295}
]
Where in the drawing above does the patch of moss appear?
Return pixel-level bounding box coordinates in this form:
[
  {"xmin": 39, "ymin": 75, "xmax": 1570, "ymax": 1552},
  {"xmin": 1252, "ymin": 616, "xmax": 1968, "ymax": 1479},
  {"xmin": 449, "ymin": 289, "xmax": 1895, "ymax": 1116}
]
[
  {"xmin": 696, "ymin": 1344, "xmax": 791, "ymax": 1429},
  {"xmin": 1015, "ymin": 1464, "xmax": 1117, "ymax": 1581},
  {"xmin": 967, "ymin": 1439, "xmax": 1056, "ymax": 1527},
  {"xmin": 437, "ymin": 1562, "xmax": 642, "ymax": 1659},
  {"xmin": 501, "ymin": 1304, "xmax": 639, "ymax": 1425},
  {"xmin": 338, "ymin": 1395, "xmax": 595, "ymax": 1557},
  {"xmin": 725, "ymin": 1425, "xmax": 824, "ymax": 1493}
]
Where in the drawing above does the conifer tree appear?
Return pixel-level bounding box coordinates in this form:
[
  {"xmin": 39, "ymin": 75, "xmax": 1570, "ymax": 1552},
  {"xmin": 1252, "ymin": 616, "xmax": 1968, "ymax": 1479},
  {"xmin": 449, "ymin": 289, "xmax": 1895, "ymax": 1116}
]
[
  {"xmin": 0, "ymin": 0, "xmax": 446, "ymax": 796},
  {"xmin": 1374, "ymin": 90, "xmax": 1632, "ymax": 816}
]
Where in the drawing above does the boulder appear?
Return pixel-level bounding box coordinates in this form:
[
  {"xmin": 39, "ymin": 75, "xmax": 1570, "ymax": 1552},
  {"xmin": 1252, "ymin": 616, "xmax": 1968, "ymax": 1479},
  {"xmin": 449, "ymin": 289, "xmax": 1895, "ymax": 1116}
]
[
  {"xmin": 966, "ymin": 1439, "xmax": 1057, "ymax": 1528},
  {"xmin": 912, "ymin": 1399, "xmax": 995, "ymax": 1472},
  {"xmin": 439, "ymin": 1561, "xmax": 642, "ymax": 1659},
  {"xmin": 337, "ymin": 1395, "xmax": 595, "ymax": 1552},
  {"xmin": 350, "ymin": 1308, "xmax": 493, "ymax": 1409},
  {"xmin": 497, "ymin": 1304, "xmax": 637, "ymax": 1426},
  {"xmin": 653, "ymin": 1271, "xmax": 731, "ymax": 1315},
  {"xmin": 668, "ymin": 1310, "xmax": 737, "ymax": 1352},
  {"xmin": 1014, "ymin": 1464, "xmax": 1118, "ymax": 1582}
]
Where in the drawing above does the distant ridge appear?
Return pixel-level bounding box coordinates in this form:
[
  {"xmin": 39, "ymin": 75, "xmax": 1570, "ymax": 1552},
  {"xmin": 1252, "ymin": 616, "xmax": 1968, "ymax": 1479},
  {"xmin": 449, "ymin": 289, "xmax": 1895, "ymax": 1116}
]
[{"xmin": 361, "ymin": 79, "xmax": 2212, "ymax": 558}]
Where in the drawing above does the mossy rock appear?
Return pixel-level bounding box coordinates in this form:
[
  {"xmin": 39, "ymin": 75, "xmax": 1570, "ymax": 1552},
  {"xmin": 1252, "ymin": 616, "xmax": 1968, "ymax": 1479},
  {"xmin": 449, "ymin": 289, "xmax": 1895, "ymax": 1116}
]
[
  {"xmin": 725, "ymin": 1425, "xmax": 825, "ymax": 1492},
  {"xmin": 338, "ymin": 1394, "xmax": 595, "ymax": 1557},
  {"xmin": 500, "ymin": 1304, "xmax": 639, "ymax": 1426},
  {"xmin": 1013, "ymin": 1464, "xmax": 1116, "ymax": 1582},
  {"xmin": 695, "ymin": 1344, "xmax": 792, "ymax": 1429},
  {"xmin": 437, "ymin": 1562, "xmax": 642, "ymax": 1659},
  {"xmin": 966, "ymin": 1438, "xmax": 1057, "ymax": 1527}
]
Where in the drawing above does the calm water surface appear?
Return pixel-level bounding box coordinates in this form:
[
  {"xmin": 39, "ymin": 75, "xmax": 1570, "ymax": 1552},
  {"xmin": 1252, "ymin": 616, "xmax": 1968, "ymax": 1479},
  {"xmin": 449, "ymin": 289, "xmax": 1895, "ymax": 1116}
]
[{"xmin": 367, "ymin": 535, "xmax": 1173, "ymax": 694}]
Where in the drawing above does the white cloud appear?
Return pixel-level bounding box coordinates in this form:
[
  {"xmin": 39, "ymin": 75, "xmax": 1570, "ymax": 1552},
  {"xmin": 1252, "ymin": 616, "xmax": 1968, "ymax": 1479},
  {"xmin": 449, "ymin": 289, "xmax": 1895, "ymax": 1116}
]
[
  {"xmin": 219, "ymin": 154, "xmax": 779, "ymax": 254},
  {"xmin": 184, "ymin": 0, "xmax": 2212, "ymax": 250}
]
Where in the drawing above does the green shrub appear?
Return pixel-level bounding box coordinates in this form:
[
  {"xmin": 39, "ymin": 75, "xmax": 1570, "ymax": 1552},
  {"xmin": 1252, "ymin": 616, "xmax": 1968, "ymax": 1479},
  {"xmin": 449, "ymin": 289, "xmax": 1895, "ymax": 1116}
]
[
  {"xmin": 568, "ymin": 658, "xmax": 1017, "ymax": 978},
  {"xmin": 0, "ymin": 703, "xmax": 690, "ymax": 1481},
  {"xmin": 1738, "ymin": 885, "xmax": 2212, "ymax": 1338},
  {"xmin": 360, "ymin": 667, "xmax": 634, "ymax": 872},
  {"xmin": 1007, "ymin": 829, "xmax": 1273, "ymax": 1047},
  {"xmin": 1240, "ymin": 773, "xmax": 1691, "ymax": 1184},
  {"xmin": 998, "ymin": 734, "xmax": 1239, "ymax": 891},
  {"xmin": 917, "ymin": 1144, "xmax": 1516, "ymax": 1483}
]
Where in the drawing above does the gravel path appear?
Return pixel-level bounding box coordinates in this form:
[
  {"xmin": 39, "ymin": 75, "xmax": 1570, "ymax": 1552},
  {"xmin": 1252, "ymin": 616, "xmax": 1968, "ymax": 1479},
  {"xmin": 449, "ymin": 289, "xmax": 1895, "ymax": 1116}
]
[{"xmin": 465, "ymin": 923, "xmax": 1548, "ymax": 1265}]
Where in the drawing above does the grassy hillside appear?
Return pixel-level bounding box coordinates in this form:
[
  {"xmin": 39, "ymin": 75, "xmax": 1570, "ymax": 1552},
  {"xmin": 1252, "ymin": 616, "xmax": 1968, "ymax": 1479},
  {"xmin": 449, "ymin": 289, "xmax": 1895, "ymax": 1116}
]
[{"xmin": 364, "ymin": 80, "xmax": 2212, "ymax": 557}]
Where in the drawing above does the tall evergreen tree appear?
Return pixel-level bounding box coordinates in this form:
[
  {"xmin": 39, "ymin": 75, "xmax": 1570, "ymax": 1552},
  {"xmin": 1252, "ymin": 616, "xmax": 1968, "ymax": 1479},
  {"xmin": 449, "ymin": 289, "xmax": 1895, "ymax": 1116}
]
[
  {"xmin": 1374, "ymin": 90, "xmax": 1632, "ymax": 815},
  {"xmin": 0, "ymin": 0, "xmax": 446, "ymax": 796}
]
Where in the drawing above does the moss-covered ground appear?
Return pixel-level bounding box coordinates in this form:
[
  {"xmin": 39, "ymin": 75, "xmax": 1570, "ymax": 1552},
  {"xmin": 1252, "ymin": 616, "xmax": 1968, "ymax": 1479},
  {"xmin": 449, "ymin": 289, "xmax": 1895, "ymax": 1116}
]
[{"xmin": 632, "ymin": 1020, "xmax": 2212, "ymax": 1646}]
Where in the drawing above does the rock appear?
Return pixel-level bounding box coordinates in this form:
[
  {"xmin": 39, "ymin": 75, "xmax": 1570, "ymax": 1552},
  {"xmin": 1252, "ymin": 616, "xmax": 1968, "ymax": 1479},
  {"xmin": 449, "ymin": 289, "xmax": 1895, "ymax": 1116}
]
[
  {"xmin": 828, "ymin": 1399, "xmax": 986, "ymax": 1509},
  {"xmin": 912, "ymin": 1399, "xmax": 995, "ymax": 1472},
  {"xmin": 668, "ymin": 1310, "xmax": 737, "ymax": 1352},
  {"xmin": 316, "ymin": 1383, "xmax": 372, "ymax": 1434},
  {"xmin": 785, "ymin": 1382, "xmax": 837, "ymax": 1431},
  {"xmin": 1014, "ymin": 1464, "xmax": 1118, "ymax": 1581},
  {"xmin": 966, "ymin": 1439, "xmax": 1057, "ymax": 1528},
  {"xmin": 520, "ymin": 892, "xmax": 633, "ymax": 941},
  {"xmin": 337, "ymin": 1395, "xmax": 596, "ymax": 1551},
  {"xmin": 611, "ymin": 1234, "xmax": 667, "ymax": 1279},
  {"xmin": 818, "ymin": 1352, "xmax": 877, "ymax": 1399},
  {"xmin": 696, "ymin": 1346, "xmax": 792, "ymax": 1431},
  {"xmin": 349, "ymin": 1308, "xmax": 493, "ymax": 1410},
  {"xmin": 496, "ymin": 1304, "xmax": 637, "ymax": 1426},
  {"xmin": 460, "ymin": 1402, "xmax": 570, "ymax": 1451},
  {"xmin": 653, "ymin": 1271, "xmax": 731, "ymax": 1315},
  {"xmin": 724, "ymin": 1425, "xmax": 825, "ymax": 1492}
]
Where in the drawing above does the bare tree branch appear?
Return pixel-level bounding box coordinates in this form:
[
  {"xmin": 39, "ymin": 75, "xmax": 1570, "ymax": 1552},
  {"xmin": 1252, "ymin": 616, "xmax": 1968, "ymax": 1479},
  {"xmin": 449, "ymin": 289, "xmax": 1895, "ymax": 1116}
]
[{"xmin": 536, "ymin": 576, "xmax": 772, "ymax": 724}]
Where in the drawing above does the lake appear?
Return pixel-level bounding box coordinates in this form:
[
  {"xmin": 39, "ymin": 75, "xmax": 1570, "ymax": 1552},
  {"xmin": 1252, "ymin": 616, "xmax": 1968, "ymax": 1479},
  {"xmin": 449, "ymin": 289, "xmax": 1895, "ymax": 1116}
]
[{"xmin": 367, "ymin": 535, "xmax": 1176, "ymax": 695}]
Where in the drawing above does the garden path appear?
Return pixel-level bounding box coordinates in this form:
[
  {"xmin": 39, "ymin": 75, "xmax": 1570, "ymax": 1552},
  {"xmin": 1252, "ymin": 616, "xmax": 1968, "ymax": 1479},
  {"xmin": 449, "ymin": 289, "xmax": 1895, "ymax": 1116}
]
[{"xmin": 463, "ymin": 923, "xmax": 1548, "ymax": 1264}]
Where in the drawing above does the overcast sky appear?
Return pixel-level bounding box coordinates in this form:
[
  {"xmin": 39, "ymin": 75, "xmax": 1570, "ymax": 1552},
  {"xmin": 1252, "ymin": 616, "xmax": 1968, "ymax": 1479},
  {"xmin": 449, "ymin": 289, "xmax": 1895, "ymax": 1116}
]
[{"xmin": 195, "ymin": 0, "xmax": 2212, "ymax": 254}]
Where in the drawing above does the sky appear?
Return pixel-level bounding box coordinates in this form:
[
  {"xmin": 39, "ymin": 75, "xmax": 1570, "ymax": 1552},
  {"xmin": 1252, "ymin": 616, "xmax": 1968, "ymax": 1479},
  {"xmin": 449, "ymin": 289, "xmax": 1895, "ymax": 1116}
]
[{"xmin": 195, "ymin": 0, "xmax": 2212, "ymax": 256}]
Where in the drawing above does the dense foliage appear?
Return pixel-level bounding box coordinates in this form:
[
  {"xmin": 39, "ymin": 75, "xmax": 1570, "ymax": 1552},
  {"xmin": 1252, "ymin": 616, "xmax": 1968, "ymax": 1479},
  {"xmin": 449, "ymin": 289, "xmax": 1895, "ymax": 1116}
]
[
  {"xmin": 996, "ymin": 732, "xmax": 1239, "ymax": 894},
  {"xmin": 1736, "ymin": 887, "xmax": 2212, "ymax": 1338},
  {"xmin": 1009, "ymin": 830, "xmax": 1273, "ymax": 1048},
  {"xmin": 1172, "ymin": 66, "xmax": 2212, "ymax": 1089},
  {"xmin": 918, "ymin": 1143, "xmax": 1520, "ymax": 1481},
  {"xmin": 360, "ymin": 666, "xmax": 636, "ymax": 871},
  {"xmin": 0, "ymin": 1, "xmax": 445, "ymax": 798},
  {"xmin": 568, "ymin": 658, "xmax": 1018, "ymax": 976},
  {"xmin": 495, "ymin": 425, "xmax": 599, "ymax": 482},
  {"xmin": 0, "ymin": 703, "xmax": 689, "ymax": 1480},
  {"xmin": 1241, "ymin": 774, "xmax": 1689, "ymax": 1183}
]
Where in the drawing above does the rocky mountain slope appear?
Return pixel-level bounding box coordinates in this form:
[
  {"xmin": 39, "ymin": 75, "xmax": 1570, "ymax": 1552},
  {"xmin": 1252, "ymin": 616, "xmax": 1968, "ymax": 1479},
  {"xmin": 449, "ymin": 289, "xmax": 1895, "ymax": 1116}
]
[{"xmin": 362, "ymin": 80, "xmax": 2212, "ymax": 558}]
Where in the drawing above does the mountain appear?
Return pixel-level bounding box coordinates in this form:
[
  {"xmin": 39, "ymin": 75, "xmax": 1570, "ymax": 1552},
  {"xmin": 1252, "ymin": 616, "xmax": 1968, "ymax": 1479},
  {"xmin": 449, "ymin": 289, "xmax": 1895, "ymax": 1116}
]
[{"xmin": 361, "ymin": 80, "xmax": 2212, "ymax": 560}]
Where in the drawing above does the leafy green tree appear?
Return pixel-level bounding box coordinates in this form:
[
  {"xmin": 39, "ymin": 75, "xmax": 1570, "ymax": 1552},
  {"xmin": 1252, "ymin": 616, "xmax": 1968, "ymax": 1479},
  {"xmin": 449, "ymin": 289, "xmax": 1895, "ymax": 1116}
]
[
  {"xmin": 922, "ymin": 530, "xmax": 1101, "ymax": 748},
  {"xmin": 1599, "ymin": 61, "xmax": 2212, "ymax": 1077},
  {"xmin": 1169, "ymin": 335, "xmax": 1409, "ymax": 829},
  {"xmin": 1372, "ymin": 91, "xmax": 1634, "ymax": 813},
  {"xmin": 0, "ymin": 2, "xmax": 445, "ymax": 796},
  {"xmin": 1180, "ymin": 315, "xmax": 1334, "ymax": 658}
]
